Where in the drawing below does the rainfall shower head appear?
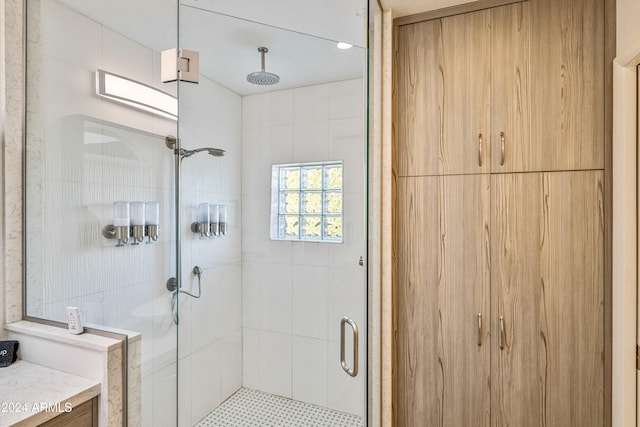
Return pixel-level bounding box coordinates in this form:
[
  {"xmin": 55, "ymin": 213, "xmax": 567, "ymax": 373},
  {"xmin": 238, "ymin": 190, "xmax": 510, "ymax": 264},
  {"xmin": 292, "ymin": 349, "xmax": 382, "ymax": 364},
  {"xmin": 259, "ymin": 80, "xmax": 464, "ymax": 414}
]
[{"xmin": 247, "ymin": 47, "xmax": 280, "ymax": 86}]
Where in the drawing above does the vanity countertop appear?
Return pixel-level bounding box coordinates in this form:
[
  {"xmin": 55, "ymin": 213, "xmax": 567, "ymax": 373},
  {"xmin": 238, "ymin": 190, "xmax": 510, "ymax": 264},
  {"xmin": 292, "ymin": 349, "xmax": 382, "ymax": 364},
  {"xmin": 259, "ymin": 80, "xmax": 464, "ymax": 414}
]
[{"xmin": 0, "ymin": 360, "xmax": 100, "ymax": 426}]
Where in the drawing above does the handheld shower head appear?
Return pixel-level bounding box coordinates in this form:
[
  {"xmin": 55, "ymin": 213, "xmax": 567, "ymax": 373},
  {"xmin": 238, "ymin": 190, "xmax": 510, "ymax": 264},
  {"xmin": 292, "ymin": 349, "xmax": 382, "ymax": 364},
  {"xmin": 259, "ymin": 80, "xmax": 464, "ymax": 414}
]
[
  {"xmin": 180, "ymin": 147, "xmax": 226, "ymax": 159},
  {"xmin": 165, "ymin": 136, "xmax": 225, "ymax": 159}
]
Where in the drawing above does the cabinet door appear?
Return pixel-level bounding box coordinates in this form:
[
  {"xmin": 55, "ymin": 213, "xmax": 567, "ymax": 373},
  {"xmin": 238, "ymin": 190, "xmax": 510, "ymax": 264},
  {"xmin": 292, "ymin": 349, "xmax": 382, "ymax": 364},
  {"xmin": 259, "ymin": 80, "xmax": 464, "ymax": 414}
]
[
  {"xmin": 394, "ymin": 174, "xmax": 490, "ymax": 426},
  {"xmin": 395, "ymin": 11, "xmax": 491, "ymax": 177},
  {"xmin": 491, "ymin": 1, "xmax": 531, "ymax": 173},
  {"xmin": 491, "ymin": 171, "xmax": 604, "ymax": 426},
  {"xmin": 526, "ymin": 0, "xmax": 604, "ymax": 171}
]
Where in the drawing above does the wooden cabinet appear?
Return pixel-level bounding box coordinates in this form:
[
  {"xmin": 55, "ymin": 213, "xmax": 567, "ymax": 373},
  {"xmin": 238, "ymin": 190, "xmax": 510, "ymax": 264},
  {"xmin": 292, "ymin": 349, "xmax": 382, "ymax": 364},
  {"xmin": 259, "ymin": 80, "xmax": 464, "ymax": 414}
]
[
  {"xmin": 393, "ymin": 0, "xmax": 606, "ymax": 425},
  {"xmin": 525, "ymin": 0, "xmax": 604, "ymax": 173},
  {"xmin": 40, "ymin": 398, "xmax": 99, "ymax": 427},
  {"xmin": 394, "ymin": 171, "xmax": 604, "ymax": 426},
  {"xmin": 491, "ymin": 171, "xmax": 604, "ymax": 426},
  {"xmin": 395, "ymin": 0, "xmax": 604, "ymax": 177},
  {"xmin": 395, "ymin": 174, "xmax": 491, "ymax": 426},
  {"xmin": 490, "ymin": 2, "xmax": 531, "ymax": 172},
  {"xmin": 395, "ymin": 9, "xmax": 491, "ymax": 176}
]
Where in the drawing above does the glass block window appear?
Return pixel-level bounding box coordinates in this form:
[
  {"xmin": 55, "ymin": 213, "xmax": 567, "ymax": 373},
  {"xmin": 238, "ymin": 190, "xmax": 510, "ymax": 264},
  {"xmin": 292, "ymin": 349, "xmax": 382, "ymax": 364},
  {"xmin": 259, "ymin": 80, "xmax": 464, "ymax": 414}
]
[{"xmin": 270, "ymin": 161, "xmax": 343, "ymax": 243}]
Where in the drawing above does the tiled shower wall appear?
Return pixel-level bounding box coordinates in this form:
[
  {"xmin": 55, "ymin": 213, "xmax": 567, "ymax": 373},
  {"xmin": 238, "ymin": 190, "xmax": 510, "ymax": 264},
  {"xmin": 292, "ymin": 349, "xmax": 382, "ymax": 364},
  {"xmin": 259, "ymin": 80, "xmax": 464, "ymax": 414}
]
[
  {"xmin": 25, "ymin": 1, "xmax": 242, "ymax": 426},
  {"xmin": 241, "ymin": 79, "xmax": 366, "ymax": 417}
]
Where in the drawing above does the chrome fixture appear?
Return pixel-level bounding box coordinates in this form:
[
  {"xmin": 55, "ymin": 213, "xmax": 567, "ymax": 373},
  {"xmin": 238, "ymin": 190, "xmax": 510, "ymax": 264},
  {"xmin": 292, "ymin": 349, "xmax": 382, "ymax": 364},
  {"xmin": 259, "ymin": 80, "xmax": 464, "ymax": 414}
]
[
  {"xmin": 110, "ymin": 201, "xmax": 129, "ymax": 246},
  {"xmin": 246, "ymin": 47, "xmax": 280, "ymax": 86},
  {"xmin": 161, "ymin": 48, "xmax": 200, "ymax": 84},
  {"xmin": 209, "ymin": 204, "xmax": 220, "ymax": 237},
  {"xmin": 168, "ymin": 266, "xmax": 203, "ymax": 325},
  {"xmin": 181, "ymin": 147, "xmax": 225, "ymax": 158},
  {"xmin": 340, "ymin": 317, "xmax": 359, "ymax": 377},
  {"xmin": 130, "ymin": 201, "xmax": 145, "ymax": 244},
  {"xmin": 103, "ymin": 200, "xmax": 160, "ymax": 246},
  {"xmin": 191, "ymin": 203, "xmax": 229, "ymax": 238},
  {"xmin": 218, "ymin": 204, "xmax": 228, "ymax": 236},
  {"xmin": 145, "ymin": 202, "xmax": 160, "ymax": 243},
  {"xmin": 195, "ymin": 203, "xmax": 211, "ymax": 238},
  {"xmin": 165, "ymin": 136, "xmax": 225, "ymax": 159}
]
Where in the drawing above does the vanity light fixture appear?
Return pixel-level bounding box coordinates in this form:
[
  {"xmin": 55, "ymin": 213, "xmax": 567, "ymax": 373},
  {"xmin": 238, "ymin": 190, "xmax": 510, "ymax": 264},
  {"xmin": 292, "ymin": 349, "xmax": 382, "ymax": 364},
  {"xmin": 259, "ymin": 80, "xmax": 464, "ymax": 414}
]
[
  {"xmin": 96, "ymin": 70, "xmax": 178, "ymax": 120},
  {"xmin": 337, "ymin": 42, "xmax": 353, "ymax": 50}
]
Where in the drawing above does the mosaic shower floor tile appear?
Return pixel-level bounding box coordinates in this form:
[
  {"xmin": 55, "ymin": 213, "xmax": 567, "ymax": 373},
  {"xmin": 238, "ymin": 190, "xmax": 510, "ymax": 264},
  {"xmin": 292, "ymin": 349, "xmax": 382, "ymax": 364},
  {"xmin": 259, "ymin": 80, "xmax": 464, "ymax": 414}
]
[{"xmin": 195, "ymin": 387, "xmax": 364, "ymax": 427}]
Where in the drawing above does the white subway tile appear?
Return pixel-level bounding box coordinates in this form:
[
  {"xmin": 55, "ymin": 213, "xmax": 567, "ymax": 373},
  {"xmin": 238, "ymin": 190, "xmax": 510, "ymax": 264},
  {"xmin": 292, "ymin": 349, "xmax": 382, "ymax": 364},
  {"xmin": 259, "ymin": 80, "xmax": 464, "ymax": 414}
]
[
  {"xmin": 292, "ymin": 266, "xmax": 328, "ymax": 340},
  {"xmin": 292, "ymin": 121, "xmax": 330, "ymax": 163},
  {"xmin": 292, "ymin": 336, "xmax": 328, "ymax": 407},
  {"xmin": 242, "ymin": 328, "xmax": 260, "ymax": 389},
  {"xmin": 262, "ymin": 90, "xmax": 293, "ymax": 126},
  {"xmin": 220, "ymin": 329, "xmax": 243, "ymax": 400},
  {"xmin": 329, "ymin": 79, "xmax": 364, "ymax": 120},
  {"xmin": 191, "ymin": 341, "xmax": 222, "ymax": 421},
  {"xmin": 293, "ymin": 85, "xmax": 329, "ymax": 124},
  {"xmin": 259, "ymin": 330, "xmax": 292, "ymax": 397},
  {"xmin": 259, "ymin": 263, "xmax": 292, "ymax": 333}
]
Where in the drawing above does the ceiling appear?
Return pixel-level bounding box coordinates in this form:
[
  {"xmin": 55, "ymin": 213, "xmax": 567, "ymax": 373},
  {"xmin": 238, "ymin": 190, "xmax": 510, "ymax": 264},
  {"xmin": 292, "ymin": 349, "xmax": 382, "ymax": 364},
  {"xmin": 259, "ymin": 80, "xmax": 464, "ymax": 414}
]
[
  {"xmin": 56, "ymin": 0, "xmax": 474, "ymax": 96},
  {"xmin": 59, "ymin": 0, "xmax": 367, "ymax": 96}
]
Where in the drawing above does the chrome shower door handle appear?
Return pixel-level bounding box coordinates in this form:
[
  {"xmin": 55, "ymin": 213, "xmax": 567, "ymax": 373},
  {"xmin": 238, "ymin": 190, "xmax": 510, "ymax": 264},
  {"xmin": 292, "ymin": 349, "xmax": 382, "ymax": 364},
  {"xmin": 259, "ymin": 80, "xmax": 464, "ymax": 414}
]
[{"xmin": 340, "ymin": 317, "xmax": 359, "ymax": 377}]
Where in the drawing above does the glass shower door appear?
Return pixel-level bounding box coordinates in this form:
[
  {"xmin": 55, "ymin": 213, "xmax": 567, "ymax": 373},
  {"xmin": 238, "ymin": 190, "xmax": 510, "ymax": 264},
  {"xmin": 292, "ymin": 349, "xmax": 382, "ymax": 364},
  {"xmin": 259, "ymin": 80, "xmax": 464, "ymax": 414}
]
[
  {"xmin": 23, "ymin": 1, "xmax": 181, "ymax": 425},
  {"xmin": 176, "ymin": 2, "xmax": 368, "ymax": 426}
]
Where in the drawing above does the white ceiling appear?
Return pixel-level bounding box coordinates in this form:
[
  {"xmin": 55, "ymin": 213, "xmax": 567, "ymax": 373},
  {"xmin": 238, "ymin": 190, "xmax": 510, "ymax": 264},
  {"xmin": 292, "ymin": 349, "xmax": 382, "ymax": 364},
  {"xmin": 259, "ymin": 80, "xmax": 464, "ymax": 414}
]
[
  {"xmin": 58, "ymin": 0, "xmax": 367, "ymax": 96},
  {"xmin": 56, "ymin": 0, "xmax": 475, "ymax": 96}
]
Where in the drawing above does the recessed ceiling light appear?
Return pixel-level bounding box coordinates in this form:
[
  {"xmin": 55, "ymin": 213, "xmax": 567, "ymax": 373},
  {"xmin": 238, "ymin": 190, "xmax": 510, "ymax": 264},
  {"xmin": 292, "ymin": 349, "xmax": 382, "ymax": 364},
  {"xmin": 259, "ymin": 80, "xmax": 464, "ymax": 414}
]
[{"xmin": 337, "ymin": 42, "xmax": 353, "ymax": 50}]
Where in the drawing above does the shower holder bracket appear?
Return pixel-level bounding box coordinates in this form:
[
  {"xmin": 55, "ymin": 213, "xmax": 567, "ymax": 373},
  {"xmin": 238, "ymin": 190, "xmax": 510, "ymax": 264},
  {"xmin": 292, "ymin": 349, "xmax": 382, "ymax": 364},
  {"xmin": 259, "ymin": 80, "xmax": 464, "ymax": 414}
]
[{"xmin": 166, "ymin": 277, "xmax": 178, "ymax": 292}]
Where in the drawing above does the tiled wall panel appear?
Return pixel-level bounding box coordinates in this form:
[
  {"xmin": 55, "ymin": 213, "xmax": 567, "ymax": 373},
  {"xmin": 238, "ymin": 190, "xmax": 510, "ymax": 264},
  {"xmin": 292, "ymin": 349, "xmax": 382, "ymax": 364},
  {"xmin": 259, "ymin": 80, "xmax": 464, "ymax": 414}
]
[{"xmin": 241, "ymin": 79, "xmax": 366, "ymax": 417}]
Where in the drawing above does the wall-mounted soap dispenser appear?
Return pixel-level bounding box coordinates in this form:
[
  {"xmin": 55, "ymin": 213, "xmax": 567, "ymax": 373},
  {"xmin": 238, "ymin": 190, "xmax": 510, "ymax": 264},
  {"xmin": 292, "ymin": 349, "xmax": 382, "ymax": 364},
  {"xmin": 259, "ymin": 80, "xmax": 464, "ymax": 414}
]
[{"xmin": 103, "ymin": 200, "xmax": 160, "ymax": 246}]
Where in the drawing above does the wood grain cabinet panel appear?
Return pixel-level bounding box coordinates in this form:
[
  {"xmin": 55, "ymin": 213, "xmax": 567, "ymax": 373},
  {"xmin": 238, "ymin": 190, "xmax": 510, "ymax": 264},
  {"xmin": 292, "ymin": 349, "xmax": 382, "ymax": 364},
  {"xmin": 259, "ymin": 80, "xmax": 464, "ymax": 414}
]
[
  {"xmin": 394, "ymin": 174, "xmax": 491, "ymax": 426},
  {"xmin": 396, "ymin": 0, "xmax": 604, "ymax": 176},
  {"xmin": 393, "ymin": 0, "xmax": 606, "ymax": 425},
  {"xmin": 490, "ymin": 171, "xmax": 604, "ymax": 426},
  {"xmin": 490, "ymin": 2, "xmax": 531, "ymax": 172},
  {"xmin": 395, "ymin": 11, "xmax": 491, "ymax": 177},
  {"xmin": 40, "ymin": 398, "xmax": 98, "ymax": 427},
  {"xmin": 527, "ymin": 0, "xmax": 605, "ymax": 172}
]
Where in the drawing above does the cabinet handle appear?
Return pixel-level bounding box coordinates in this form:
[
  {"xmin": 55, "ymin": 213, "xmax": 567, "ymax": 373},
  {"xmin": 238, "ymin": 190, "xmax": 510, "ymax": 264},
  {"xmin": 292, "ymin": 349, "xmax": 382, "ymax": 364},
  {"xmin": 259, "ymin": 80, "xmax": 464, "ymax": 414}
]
[
  {"xmin": 499, "ymin": 316, "xmax": 506, "ymax": 350},
  {"xmin": 478, "ymin": 133, "xmax": 483, "ymax": 167},
  {"xmin": 477, "ymin": 313, "xmax": 482, "ymax": 346},
  {"xmin": 500, "ymin": 131, "xmax": 505, "ymax": 166}
]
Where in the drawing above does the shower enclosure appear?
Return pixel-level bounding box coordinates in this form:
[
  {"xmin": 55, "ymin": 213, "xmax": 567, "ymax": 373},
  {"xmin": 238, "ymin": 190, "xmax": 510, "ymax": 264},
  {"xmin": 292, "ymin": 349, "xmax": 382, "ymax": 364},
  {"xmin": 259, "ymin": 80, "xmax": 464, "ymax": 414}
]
[{"xmin": 23, "ymin": 0, "xmax": 374, "ymax": 425}]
